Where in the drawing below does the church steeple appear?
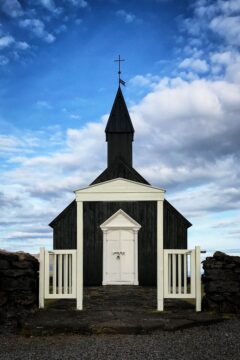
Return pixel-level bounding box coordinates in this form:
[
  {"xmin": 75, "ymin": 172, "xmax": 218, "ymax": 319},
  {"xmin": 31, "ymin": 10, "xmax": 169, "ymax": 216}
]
[{"xmin": 105, "ymin": 86, "xmax": 134, "ymax": 167}]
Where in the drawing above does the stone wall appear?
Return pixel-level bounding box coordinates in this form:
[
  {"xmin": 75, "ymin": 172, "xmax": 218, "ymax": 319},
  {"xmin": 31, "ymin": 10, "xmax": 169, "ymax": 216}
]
[
  {"xmin": 202, "ymin": 251, "xmax": 240, "ymax": 313},
  {"xmin": 0, "ymin": 250, "xmax": 39, "ymax": 328}
]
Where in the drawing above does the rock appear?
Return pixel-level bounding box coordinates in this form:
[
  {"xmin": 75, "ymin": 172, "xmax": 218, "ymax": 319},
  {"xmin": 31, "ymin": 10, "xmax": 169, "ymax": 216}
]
[
  {"xmin": 0, "ymin": 250, "xmax": 39, "ymax": 332},
  {"xmin": 0, "ymin": 250, "xmax": 18, "ymax": 262},
  {"xmin": 203, "ymin": 269, "xmax": 237, "ymax": 282},
  {"xmin": 205, "ymin": 281, "xmax": 239, "ymax": 294},
  {"xmin": 0, "ymin": 291, "xmax": 8, "ymax": 306},
  {"xmin": 1, "ymin": 276, "xmax": 37, "ymax": 291},
  {"xmin": 11, "ymin": 292, "xmax": 38, "ymax": 306},
  {"xmin": 202, "ymin": 251, "xmax": 240, "ymax": 313},
  {"xmin": 12, "ymin": 260, "xmax": 36, "ymax": 269},
  {"xmin": 16, "ymin": 252, "xmax": 39, "ymax": 271},
  {"xmin": 213, "ymin": 251, "xmax": 228, "ymax": 260},
  {"xmin": 0, "ymin": 259, "xmax": 10, "ymax": 269},
  {"xmin": 0, "ymin": 268, "xmax": 36, "ymax": 278}
]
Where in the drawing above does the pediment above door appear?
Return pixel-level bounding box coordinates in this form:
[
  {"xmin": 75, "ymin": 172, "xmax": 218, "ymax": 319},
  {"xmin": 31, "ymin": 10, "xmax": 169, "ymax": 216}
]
[{"xmin": 100, "ymin": 209, "xmax": 141, "ymax": 231}]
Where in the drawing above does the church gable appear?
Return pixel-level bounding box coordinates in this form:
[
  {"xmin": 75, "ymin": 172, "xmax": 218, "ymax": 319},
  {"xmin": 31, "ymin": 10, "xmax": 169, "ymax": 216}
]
[{"xmin": 75, "ymin": 178, "xmax": 165, "ymax": 200}]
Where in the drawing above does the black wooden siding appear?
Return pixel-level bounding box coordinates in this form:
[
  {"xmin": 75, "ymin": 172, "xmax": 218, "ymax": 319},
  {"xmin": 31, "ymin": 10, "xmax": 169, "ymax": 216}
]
[
  {"xmin": 51, "ymin": 199, "xmax": 190, "ymax": 286},
  {"xmin": 53, "ymin": 201, "xmax": 77, "ymax": 250},
  {"xmin": 83, "ymin": 201, "xmax": 157, "ymax": 286},
  {"xmin": 107, "ymin": 134, "xmax": 133, "ymax": 167},
  {"xmin": 163, "ymin": 200, "xmax": 188, "ymax": 250}
]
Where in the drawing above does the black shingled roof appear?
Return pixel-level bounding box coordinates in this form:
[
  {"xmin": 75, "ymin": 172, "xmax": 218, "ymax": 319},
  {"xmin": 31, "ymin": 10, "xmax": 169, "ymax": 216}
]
[{"xmin": 91, "ymin": 158, "xmax": 149, "ymax": 185}]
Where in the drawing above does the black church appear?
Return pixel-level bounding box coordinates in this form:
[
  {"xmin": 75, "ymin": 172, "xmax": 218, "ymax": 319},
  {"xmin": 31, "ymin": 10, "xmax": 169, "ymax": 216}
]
[{"xmin": 49, "ymin": 85, "xmax": 191, "ymax": 287}]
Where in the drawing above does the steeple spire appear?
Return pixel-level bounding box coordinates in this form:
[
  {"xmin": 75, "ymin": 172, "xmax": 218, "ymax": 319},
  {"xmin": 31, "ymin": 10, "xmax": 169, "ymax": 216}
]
[{"xmin": 105, "ymin": 86, "xmax": 134, "ymax": 167}]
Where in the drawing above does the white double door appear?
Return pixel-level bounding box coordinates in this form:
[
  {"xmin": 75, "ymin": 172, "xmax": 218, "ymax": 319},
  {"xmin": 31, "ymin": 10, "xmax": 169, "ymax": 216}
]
[{"xmin": 105, "ymin": 229, "xmax": 137, "ymax": 285}]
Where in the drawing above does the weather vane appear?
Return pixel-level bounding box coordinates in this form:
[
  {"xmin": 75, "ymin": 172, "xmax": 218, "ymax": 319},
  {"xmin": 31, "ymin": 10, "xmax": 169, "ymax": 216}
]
[{"xmin": 114, "ymin": 55, "xmax": 126, "ymax": 86}]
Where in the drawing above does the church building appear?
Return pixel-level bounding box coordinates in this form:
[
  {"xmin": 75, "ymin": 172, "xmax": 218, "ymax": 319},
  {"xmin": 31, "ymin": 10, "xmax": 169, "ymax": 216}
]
[{"xmin": 49, "ymin": 85, "xmax": 192, "ymax": 287}]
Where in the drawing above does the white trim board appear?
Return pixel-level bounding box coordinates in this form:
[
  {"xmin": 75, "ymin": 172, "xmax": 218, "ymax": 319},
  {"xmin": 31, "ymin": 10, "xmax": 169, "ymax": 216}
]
[{"xmin": 75, "ymin": 178, "xmax": 165, "ymax": 202}]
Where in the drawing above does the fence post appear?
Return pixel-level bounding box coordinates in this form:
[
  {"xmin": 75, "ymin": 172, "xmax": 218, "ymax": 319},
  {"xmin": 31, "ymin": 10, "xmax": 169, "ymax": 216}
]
[
  {"xmin": 157, "ymin": 200, "xmax": 164, "ymax": 311},
  {"xmin": 76, "ymin": 201, "xmax": 83, "ymax": 310},
  {"xmin": 195, "ymin": 246, "xmax": 201, "ymax": 312},
  {"xmin": 39, "ymin": 247, "xmax": 45, "ymax": 309}
]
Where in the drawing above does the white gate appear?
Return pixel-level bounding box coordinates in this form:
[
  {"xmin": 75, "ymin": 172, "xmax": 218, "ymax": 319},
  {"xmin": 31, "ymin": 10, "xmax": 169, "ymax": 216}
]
[
  {"xmin": 163, "ymin": 246, "xmax": 201, "ymax": 311},
  {"xmin": 39, "ymin": 246, "xmax": 201, "ymax": 311},
  {"xmin": 39, "ymin": 248, "xmax": 77, "ymax": 308}
]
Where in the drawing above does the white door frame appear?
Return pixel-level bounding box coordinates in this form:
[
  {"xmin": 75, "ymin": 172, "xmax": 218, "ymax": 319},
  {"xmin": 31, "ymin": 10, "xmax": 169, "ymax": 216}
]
[
  {"xmin": 75, "ymin": 178, "xmax": 165, "ymax": 311},
  {"xmin": 100, "ymin": 209, "xmax": 141, "ymax": 285}
]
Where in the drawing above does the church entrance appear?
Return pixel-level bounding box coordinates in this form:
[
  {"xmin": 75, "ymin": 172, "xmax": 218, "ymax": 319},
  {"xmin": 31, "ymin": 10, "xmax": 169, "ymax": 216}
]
[
  {"xmin": 105, "ymin": 229, "xmax": 134, "ymax": 284},
  {"xmin": 100, "ymin": 209, "xmax": 141, "ymax": 285}
]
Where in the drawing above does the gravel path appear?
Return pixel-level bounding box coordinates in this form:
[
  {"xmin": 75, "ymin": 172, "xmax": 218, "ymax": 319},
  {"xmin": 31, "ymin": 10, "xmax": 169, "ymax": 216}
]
[{"xmin": 1, "ymin": 319, "xmax": 240, "ymax": 360}]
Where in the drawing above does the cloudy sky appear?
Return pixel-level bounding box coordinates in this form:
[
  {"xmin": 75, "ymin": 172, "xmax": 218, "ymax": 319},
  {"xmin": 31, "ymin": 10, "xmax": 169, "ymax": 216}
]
[{"xmin": 0, "ymin": 0, "xmax": 240, "ymax": 253}]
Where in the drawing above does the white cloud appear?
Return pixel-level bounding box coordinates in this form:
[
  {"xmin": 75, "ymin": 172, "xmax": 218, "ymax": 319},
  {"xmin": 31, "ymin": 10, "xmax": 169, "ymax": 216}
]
[
  {"xmin": 210, "ymin": 51, "xmax": 240, "ymax": 83},
  {"xmin": 211, "ymin": 51, "xmax": 233, "ymax": 65},
  {"xmin": 218, "ymin": 0, "xmax": 240, "ymax": 15},
  {"xmin": 210, "ymin": 15, "xmax": 240, "ymax": 46},
  {"xmin": 19, "ymin": 18, "xmax": 56, "ymax": 43},
  {"xmin": 1, "ymin": 0, "xmax": 23, "ymax": 18},
  {"xmin": 116, "ymin": 9, "xmax": 136, "ymax": 23},
  {"xmin": 129, "ymin": 74, "xmax": 161, "ymax": 89},
  {"xmin": 179, "ymin": 58, "xmax": 209, "ymax": 73},
  {"xmin": 0, "ymin": 35, "xmax": 15, "ymax": 49}
]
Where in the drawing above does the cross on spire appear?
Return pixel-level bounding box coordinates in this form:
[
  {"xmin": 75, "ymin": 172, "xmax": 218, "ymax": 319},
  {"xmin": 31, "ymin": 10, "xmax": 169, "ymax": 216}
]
[{"xmin": 114, "ymin": 55, "xmax": 126, "ymax": 86}]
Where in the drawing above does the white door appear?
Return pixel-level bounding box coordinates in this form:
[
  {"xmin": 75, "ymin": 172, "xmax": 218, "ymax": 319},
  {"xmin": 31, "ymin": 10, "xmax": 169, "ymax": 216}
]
[{"xmin": 106, "ymin": 229, "xmax": 135, "ymax": 284}]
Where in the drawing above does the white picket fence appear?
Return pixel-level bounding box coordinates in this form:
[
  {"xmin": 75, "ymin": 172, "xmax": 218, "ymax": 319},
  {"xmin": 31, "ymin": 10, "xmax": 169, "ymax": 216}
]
[
  {"xmin": 39, "ymin": 248, "xmax": 77, "ymax": 308},
  {"xmin": 164, "ymin": 246, "xmax": 201, "ymax": 311},
  {"xmin": 39, "ymin": 246, "xmax": 201, "ymax": 311}
]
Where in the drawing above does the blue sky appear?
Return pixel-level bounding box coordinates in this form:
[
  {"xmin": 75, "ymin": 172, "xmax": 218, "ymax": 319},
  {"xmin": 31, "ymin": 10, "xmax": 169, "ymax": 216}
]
[{"xmin": 0, "ymin": 0, "xmax": 240, "ymax": 253}]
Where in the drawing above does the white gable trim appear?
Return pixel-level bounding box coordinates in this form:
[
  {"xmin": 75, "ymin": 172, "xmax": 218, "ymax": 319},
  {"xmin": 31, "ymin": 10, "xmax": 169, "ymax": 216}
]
[
  {"xmin": 100, "ymin": 209, "xmax": 141, "ymax": 231},
  {"xmin": 75, "ymin": 178, "xmax": 165, "ymax": 202},
  {"xmin": 75, "ymin": 178, "xmax": 165, "ymax": 193}
]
